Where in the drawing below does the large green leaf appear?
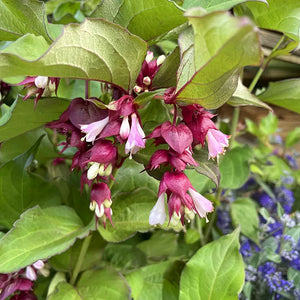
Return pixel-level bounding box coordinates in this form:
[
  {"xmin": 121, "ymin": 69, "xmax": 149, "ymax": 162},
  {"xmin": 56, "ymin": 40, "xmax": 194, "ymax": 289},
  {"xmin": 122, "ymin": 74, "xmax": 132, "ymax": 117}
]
[
  {"xmin": 257, "ymin": 79, "xmax": 300, "ymax": 114},
  {"xmin": 0, "ymin": 19, "xmax": 147, "ymax": 91},
  {"xmin": 0, "ymin": 206, "xmax": 91, "ymax": 273},
  {"xmin": 179, "ymin": 229, "xmax": 244, "ymax": 300},
  {"xmin": 90, "ymin": 0, "xmax": 186, "ymax": 42},
  {"xmin": 126, "ymin": 261, "xmax": 174, "ymax": 300},
  {"xmin": 0, "ymin": 96, "xmax": 70, "ymax": 142},
  {"xmin": 77, "ymin": 268, "xmax": 130, "ymax": 299},
  {"xmin": 0, "ymin": 0, "xmax": 54, "ymax": 42},
  {"xmin": 219, "ymin": 146, "xmax": 253, "ymax": 189},
  {"xmin": 175, "ymin": 10, "xmax": 262, "ymax": 109},
  {"xmin": 235, "ymin": 0, "xmax": 300, "ymax": 41},
  {"xmin": 182, "ymin": 0, "xmax": 268, "ymax": 11},
  {"xmin": 231, "ymin": 198, "xmax": 259, "ymax": 244},
  {"xmin": 0, "ymin": 136, "xmax": 63, "ymax": 228}
]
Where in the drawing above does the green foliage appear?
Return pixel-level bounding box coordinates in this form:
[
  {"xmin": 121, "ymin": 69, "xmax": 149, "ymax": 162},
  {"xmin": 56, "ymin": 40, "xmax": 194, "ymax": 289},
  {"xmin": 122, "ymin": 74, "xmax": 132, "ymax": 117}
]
[
  {"xmin": 91, "ymin": 0, "xmax": 187, "ymax": 42},
  {"xmin": 0, "ymin": 206, "xmax": 92, "ymax": 273},
  {"xmin": 258, "ymin": 79, "xmax": 300, "ymax": 114},
  {"xmin": 231, "ymin": 198, "xmax": 259, "ymax": 244},
  {"xmin": 179, "ymin": 229, "xmax": 245, "ymax": 300},
  {"xmin": 0, "ymin": 19, "xmax": 147, "ymax": 91},
  {"xmin": 0, "ymin": 96, "xmax": 70, "ymax": 142},
  {"xmin": 219, "ymin": 146, "xmax": 253, "ymax": 189},
  {"xmin": 175, "ymin": 10, "xmax": 262, "ymax": 109},
  {"xmin": 0, "ymin": 136, "xmax": 62, "ymax": 228}
]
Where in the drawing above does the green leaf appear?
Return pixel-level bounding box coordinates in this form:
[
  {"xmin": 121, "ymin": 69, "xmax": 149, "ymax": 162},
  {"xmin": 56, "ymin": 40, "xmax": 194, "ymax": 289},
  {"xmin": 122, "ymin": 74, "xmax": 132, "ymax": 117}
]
[
  {"xmin": 191, "ymin": 147, "xmax": 220, "ymax": 188},
  {"xmin": 0, "ymin": 0, "xmax": 53, "ymax": 42},
  {"xmin": 0, "ymin": 96, "xmax": 70, "ymax": 142},
  {"xmin": 152, "ymin": 47, "xmax": 180, "ymax": 89},
  {"xmin": 90, "ymin": 0, "xmax": 186, "ymax": 42},
  {"xmin": 175, "ymin": 10, "xmax": 262, "ymax": 109},
  {"xmin": 258, "ymin": 112, "xmax": 278, "ymax": 137},
  {"xmin": 286, "ymin": 127, "xmax": 300, "ymax": 147},
  {"xmin": 0, "ymin": 128, "xmax": 58, "ymax": 164},
  {"xmin": 48, "ymin": 282, "xmax": 81, "ymax": 300},
  {"xmin": 258, "ymin": 79, "xmax": 300, "ymax": 114},
  {"xmin": 220, "ymin": 146, "xmax": 252, "ymax": 189},
  {"xmin": 53, "ymin": 1, "xmax": 81, "ymax": 22},
  {"xmin": 134, "ymin": 89, "xmax": 166, "ymax": 106},
  {"xmin": 0, "ymin": 136, "xmax": 63, "ymax": 228},
  {"xmin": 136, "ymin": 231, "xmax": 178, "ymax": 259},
  {"xmin": 0, "ymin": 206, "xmax": 91, "ymax": 273},
  {"xmin": 49, "ymin": 233, "xmax": 106, "ymax": 273},
  {"xmin": 179, "ymin": 229, "xmax": 244, "ymax": 300},
  {"xmin": 0, "ymin": 19, "xmax": 147, "ymax": 91},
  {"xmin": 228, "ymin": 79, "xmax": 272, "ymax": 110},
  {"xmin": 235, "ymin": 0, "xmax": 300, "ymax": 41},
  {"xmin": 185, "ymin": 169, "xmax": 215, "ymax": 194},
  {"xmin": 182, "ymin": 0, "xmax": 268, "ymax": 11},
  {"xmin": 231, "ymin": 198, "xmax": 259, "ymax": 244},
  {"xmin": 77, "ymin": 268, "xmax": 130, "ymax": 299},
  {"xmin": 0, "ymin": 98, "xmax": 17, "ymax": 126},
  {"xmin": 126, "ymin": 261, "xmax": 174, "ymax": 300}
]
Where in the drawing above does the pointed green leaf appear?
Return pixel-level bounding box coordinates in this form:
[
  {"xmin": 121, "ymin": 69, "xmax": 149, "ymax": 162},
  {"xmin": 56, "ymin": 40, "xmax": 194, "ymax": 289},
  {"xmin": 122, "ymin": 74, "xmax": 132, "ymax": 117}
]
[
  {"xmin": 235, "ymin": 0, "xmax": 300, "ymax": 41},
  {"xmin": 231, "ymin": 198, "xmax": 259, "ymax": 244},
  {"xmin": 0, "ymin": 206, "xmax": 91, "ymax": 273},
  {"xmin": 0, "ymin": 19, "xmax": 147, "ymax": 91},
  {"xmin": 0, "ymin": 0, "xmax": 53, "ymax": 42},
  {"xmin": 91, "ymin": 0, "xmax": 186, "ymax": 42},
  {"xmin": 0, "ymin": 96, "xmax": 70, "ymax": 142},
  {"xmin": 257, "ymin": 79, "xmax": 300, "ymax": 114},
  {"xmin": 179, "ymin": 229, "xmax": 244, "ymax": 300},
  {"xmin": 228, "ymin": 79, "xmax": 272, "ymax": 110},
  {"xmin": 0, "ymin": 136, "xmax": 63, "ymax": 228},
  {"xmin": 182, "ymin": 0, "xmax": 268, "ymax": 11},
  {"xmin": 0, "ymin": 98, "xmax": 17, "ymax": 126},
  {"xmin": 77, "ymin": 268, "xmax": 130, "ymax": 299},
  {"xmin": 175, "ymin": 10, "xmax": 262, "ymax": 109}
]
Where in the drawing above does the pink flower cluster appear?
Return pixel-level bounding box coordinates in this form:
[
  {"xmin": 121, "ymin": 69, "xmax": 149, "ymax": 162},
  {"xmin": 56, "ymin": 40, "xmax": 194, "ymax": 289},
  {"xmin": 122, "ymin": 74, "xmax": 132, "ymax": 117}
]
[{"xmin": 19, "ymin": 51, "xmax": 230, "ymax": 228}]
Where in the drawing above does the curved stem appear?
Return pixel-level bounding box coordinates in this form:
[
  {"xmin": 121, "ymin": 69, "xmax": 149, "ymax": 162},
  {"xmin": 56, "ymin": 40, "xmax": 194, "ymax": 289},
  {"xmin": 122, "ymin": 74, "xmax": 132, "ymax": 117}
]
[
  {"xmin": 70, "ymin": 233, "xmax": 92, "ymax": 285},
  {"xmin": 172, "ymin": 104, "xmax": 177, "ymax": 125}
]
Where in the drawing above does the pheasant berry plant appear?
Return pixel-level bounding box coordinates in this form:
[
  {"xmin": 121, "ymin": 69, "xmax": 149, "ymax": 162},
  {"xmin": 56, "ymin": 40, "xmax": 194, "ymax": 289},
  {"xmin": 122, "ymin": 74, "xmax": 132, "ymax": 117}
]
[{"xmin": 0, "ymin": 0, "xmax": 299, "ymax": 299}]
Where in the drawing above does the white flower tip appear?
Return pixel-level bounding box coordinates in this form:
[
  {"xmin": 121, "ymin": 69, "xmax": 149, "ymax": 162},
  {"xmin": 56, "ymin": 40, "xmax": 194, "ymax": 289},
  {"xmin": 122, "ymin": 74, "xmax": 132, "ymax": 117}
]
[
  {"xmin": 87, "ymin": 163, "xmax": 100, "ymax": 180},
  {"xmin": 33, "ymin": 260, "xmax": 44, "ymax": 269},
  {"xmin": 95, "ymin": 204, "xmax": 104, "ymax": 218},
  {"xmin": 35, "ymin": 76, "xmax": 48, "ymax": 89},
  {"xmin": 145, "ymin": 51, "xmax": 154, "ymax": 62},
  {"xmin": 157, "ymin": 55, "xmax": 166, "ymax": 66},
  {"xmin": 149, "ymin": 194, "xmax": 166, "ymax": 225},
  {"xmin": 26, "ymin": 266, "xmax": 37, "ymax": 281}
]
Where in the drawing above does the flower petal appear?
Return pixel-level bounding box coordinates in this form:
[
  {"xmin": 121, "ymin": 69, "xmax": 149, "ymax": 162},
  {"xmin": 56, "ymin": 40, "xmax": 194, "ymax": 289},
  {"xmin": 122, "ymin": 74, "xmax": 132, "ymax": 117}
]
[{"xmin": 149, "ymin": 194, "xmax": 166, "ymax": 225}]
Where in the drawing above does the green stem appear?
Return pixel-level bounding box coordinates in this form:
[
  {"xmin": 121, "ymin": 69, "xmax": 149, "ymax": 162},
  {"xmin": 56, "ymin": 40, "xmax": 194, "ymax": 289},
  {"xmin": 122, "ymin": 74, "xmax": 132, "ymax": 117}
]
[
  {"xmin": 196, "ymin": 217, "xmax": 205, "ymax": 247},
  {"xmin": 229, "ymin": 34, "xmax": 285, "ymax": 147},
  {"xmin": 70, "ymin": 233, "xmax": 92, "ymax": 285},
  {"xmin": 229, "ymin": 107, "xmax": 240, "ymax": 149},
  {"xmin": 85, "ymin": 80, "xmax": 91, "ymax": 99}
]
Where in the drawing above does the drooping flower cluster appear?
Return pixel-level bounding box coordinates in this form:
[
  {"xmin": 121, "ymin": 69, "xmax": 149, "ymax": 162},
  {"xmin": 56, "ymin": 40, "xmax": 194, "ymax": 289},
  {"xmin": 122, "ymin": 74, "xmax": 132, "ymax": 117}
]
[
  {"xmin": 0, "ymin": 260, "xmax": 48, "ymax": 300},
  {"xmin": 18, "ymin": 51, "xmax": 230, "ymax": 228}
]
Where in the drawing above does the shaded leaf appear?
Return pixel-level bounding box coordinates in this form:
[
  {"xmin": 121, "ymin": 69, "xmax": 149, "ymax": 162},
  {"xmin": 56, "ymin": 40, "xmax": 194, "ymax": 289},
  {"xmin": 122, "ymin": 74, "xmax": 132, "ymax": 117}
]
[
  {"xmin": 0, "ymin": 19, "xmax": 147, "ymax": 91},
  {"xmin": 219, "ymin": 146, "xmax": 252, "ymax": 189},
  {"xmin": 0, "ymin": 96, "xmax": 70, "ymax": 142},
  {"xmin": 175, "ymin": 10, "xmax": 262, "ymax": 109},
  {"xmin": 152, "ymin": 47, "xmax": 180, "ymax": 89},
  {"xmin": 0, "ymin": 98, "xmax": 17, "ymax": 126},
  {"xmin": 0, "ymin": 136, "xmax": 62, "ymax": 228},
  {"xmin": 77, "ymin": 268, "xmax": 130, "ymax": 299},
  {"xmin": 91, "ymin": 0, "xmax": 186, "ymax": 42},
  {"xmin": 258, "ymin": 79, "xmax": 300, "ymax": 114},
  {"xmin": 228, "ymin": 79, "xmax": 272, "ymax": 110},
  {"xmin": 0, "ymin": 206, "xmax": 92, "ymax": 273},
  {"xmin": 179, "ymin": 229, "xmax": 244, "ymax": 300},
  {"xmin": 231, "ymin": 198, "xmax": 259, "ymax": 244}
]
